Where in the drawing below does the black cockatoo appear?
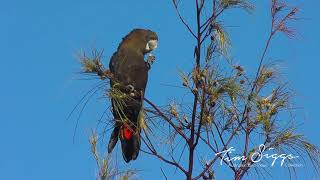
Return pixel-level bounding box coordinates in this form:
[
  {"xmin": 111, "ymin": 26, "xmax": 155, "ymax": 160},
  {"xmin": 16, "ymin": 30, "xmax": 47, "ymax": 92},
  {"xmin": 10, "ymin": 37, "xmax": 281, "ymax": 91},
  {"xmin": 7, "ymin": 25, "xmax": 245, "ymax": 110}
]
[{"xmin": 107, "ymin": 29, "xmax": 158, "ymax": 162}]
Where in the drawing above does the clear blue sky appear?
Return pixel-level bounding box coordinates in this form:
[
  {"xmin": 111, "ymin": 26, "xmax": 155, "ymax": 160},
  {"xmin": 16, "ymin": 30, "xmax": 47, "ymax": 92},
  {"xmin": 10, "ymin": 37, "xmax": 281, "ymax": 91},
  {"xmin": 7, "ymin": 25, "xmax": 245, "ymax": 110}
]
[{"xmin": 0, "ymin": 0, "xmax": 319, "ymax": 179}]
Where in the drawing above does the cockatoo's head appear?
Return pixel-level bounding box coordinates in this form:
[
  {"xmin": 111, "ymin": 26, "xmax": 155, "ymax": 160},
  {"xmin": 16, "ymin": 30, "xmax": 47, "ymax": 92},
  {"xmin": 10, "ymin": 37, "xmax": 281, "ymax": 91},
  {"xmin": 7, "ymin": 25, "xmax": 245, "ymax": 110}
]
[{"xmin": 118, "ymin": 28, "xmax": 158, "ymax": 55}]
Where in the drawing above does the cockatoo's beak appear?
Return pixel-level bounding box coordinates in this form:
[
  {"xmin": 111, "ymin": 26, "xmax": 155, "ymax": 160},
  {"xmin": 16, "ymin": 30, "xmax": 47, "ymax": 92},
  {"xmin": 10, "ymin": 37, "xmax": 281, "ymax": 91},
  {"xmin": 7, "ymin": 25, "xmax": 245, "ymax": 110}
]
[{"xmin": 145, "ymin": 40, "xmax": 158, "ymax": 51}]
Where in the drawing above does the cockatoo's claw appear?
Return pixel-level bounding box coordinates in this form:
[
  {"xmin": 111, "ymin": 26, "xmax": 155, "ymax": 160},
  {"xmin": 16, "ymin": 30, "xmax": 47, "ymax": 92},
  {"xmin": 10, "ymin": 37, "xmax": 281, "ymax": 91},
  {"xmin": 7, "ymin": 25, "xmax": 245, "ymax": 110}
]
[
  {"xmin": 146, "ymin": 54, "xmax": 156, "ymax": 69},
  {"xmin": 126, "ymin": 85, "xmax": 135, "ymax": 92}
]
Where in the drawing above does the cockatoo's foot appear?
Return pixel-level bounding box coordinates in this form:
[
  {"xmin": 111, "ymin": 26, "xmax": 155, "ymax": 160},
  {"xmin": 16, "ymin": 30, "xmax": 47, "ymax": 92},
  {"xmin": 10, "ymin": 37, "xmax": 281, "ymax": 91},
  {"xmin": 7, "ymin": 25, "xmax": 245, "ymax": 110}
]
[
  {"xmin": 146, "ymin": 54, "xmax": 156, "ymax": 69},
  {"xmin": 126, "ymin": 85, "xmax": 135, "ymax": 92}
]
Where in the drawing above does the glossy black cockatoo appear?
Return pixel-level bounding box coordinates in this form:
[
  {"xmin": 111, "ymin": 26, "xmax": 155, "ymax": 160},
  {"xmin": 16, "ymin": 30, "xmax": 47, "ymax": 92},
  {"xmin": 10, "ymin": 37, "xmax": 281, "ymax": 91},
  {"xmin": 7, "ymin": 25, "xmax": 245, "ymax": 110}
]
[{"xmin": 107, "ymin": 29, "xmax": 158, "ymax": 162}]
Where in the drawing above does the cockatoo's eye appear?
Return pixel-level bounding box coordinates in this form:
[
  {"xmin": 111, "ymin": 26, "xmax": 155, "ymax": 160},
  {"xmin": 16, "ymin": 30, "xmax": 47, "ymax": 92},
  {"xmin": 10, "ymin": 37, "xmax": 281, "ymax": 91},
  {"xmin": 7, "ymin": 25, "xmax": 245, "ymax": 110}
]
[{"xmin": 145, "ymin": 40, "xmax": 158, "ymax": 51}]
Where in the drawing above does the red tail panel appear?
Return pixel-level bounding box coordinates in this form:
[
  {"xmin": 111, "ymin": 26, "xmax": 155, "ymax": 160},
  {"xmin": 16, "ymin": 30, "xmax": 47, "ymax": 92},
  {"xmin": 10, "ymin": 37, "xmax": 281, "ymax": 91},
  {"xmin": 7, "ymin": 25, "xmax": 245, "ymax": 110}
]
[{"xmin": 123, "ymin": 126, "xmax": 134, "ymax": 140}]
